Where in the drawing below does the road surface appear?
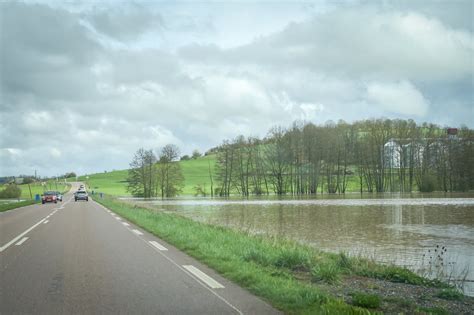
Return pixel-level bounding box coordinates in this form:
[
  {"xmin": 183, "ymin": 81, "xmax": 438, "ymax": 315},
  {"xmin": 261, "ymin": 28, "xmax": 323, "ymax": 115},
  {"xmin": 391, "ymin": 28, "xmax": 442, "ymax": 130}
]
[{"xmin": 0, "ymin": 184, "xmax": 279, "ymax": 314}]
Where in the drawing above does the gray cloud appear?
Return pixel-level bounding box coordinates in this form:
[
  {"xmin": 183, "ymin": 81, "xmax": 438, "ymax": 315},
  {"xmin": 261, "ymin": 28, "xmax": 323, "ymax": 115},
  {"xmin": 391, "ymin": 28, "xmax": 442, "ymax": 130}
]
[
  {"xmin": 1, "ymin": 1, "xmax": 472, "ymax": 177},
  {"xmin": 1, "ymin": 2, "xmax": 101, "ymax": 102},
  {"xmin": 86, "ymin": 3, "xmax": 163, "ymax": 42},
  {"xmin": 183, "ymin": 8, "xmax": 472, "ymax": 82}
]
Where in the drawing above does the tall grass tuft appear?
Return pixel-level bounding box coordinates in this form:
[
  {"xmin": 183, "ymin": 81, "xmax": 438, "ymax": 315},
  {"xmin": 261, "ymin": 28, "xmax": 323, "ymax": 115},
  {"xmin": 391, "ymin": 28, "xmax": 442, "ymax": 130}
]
[
  {"xmin": 351, "ymin": 292, "xmax": 381, "ymax": 309},
  {"xmin": 311, "ymin": 263, "xmax": 341, "ymax": 284}
]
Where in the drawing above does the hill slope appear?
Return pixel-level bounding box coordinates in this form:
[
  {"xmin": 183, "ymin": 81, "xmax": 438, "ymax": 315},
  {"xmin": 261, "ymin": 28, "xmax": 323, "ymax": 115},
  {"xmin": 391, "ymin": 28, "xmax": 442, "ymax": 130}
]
[{"xmin": 79, "ymin": 155, "xmax": 217, "ymax": 196}]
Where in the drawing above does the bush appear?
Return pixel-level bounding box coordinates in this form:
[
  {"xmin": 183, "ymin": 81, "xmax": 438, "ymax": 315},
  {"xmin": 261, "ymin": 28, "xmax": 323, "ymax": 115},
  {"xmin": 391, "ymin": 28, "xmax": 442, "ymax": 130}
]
[
  {"xmin": 351, "ymin": 292, "xmax": 381, "ymax": 309},
  {"xmin": 0, "ymin": 184, "xmax": 21, "ymax": 198}
]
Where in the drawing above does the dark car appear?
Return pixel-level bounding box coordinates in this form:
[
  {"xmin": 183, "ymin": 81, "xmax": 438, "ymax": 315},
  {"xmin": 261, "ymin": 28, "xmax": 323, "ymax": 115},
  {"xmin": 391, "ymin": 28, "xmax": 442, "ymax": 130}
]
[
  {"xmin": 75, "ymin": 191, "xmax": 88, "ymax": 202},
  {"xmin": 42, "ymin": 191, "xmax": 57, "ymax": 204}
]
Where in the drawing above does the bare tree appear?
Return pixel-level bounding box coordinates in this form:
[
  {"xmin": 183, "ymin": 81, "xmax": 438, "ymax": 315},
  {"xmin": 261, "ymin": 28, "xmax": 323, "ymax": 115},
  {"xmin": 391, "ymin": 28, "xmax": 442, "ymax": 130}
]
[
  {"xmin": 127, "ymin": 148, "xmax": 157, "ymax": 198},
  {"xmin": 157, "ymin": 144, "xmax": 184, "ymax": 198}
]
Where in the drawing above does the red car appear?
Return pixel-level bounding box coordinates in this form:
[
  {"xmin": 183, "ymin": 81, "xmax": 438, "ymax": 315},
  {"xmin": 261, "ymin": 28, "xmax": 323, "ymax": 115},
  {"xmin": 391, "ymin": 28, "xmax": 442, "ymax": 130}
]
[{"xmin": 42, "ymin": 191, "xmax": 57, "ymax": 204}]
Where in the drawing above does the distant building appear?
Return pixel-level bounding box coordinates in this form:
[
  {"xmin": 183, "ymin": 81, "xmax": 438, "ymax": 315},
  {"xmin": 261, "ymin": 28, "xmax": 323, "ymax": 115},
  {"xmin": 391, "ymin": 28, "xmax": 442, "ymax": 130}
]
[
  {"xmin": 383, "ymin": 128, "xmax": 460, "ymax": 169},
  {"xmin": 383, "ymin": 139, "xmax": 401, "ymax": 168}
]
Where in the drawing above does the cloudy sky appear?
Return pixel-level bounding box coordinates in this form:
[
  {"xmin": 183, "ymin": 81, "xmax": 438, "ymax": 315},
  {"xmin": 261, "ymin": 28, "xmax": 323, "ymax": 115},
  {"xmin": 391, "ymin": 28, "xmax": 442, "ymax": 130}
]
[{"xmin": 0, "ymin": 0, "xmax": 472, "ymax": 177}]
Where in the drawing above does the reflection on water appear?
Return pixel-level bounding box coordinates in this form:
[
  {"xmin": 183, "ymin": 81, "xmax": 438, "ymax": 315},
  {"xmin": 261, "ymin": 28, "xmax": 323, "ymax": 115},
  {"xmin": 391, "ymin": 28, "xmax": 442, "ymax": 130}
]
[{"xmin": 128, "ymin": 193, "xmax": 474, "ymax": 295}]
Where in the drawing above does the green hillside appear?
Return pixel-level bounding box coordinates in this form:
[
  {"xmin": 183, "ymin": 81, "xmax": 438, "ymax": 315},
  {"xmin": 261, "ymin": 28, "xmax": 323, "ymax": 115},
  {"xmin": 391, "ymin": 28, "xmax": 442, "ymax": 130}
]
[{"xmin": 80, "ymin": 155, "xmax": 217, "ymax": 197}]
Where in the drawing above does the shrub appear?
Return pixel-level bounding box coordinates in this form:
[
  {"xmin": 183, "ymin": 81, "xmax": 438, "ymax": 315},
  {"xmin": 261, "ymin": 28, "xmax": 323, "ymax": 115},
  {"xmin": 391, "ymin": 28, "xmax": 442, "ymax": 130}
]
[
  {"xmin": 0, "ymin": 184, "xmax": 21, "ymax": 198},
  {"xmin": 351, "ymin": 292, "xmax": 381, "ymax": 309}
]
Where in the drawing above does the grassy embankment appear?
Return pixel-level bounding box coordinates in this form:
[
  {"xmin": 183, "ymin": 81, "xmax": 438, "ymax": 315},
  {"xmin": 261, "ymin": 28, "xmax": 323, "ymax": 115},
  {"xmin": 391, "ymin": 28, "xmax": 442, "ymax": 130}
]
[
  {"xmin": 93, "ymin": 195, "xmax": 458, "ymax": 314},
  {"xmin": 0, "ymin": 200, "xmax": 39, "ymax": 212}
]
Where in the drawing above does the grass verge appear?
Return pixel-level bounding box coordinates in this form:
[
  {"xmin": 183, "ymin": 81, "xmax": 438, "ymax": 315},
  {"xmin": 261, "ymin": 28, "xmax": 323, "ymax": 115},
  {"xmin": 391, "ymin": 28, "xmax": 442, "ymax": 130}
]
[
  {"xmin": 93, "ymin": 195, "xmax": 456, "ymax": 314},
  {"xmin": 0, "ymin": 200, "xmax": 39, "ymax": 212}
]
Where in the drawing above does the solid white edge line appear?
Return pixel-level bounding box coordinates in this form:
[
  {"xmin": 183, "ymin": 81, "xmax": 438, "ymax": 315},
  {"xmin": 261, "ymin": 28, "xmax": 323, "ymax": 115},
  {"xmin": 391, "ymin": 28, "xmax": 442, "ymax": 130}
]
[
  {"xmin": 122, "ymin": 222, "xmax": 130, "ymax": 226},
  {"xmin": 149, "ymin": 240, "xmax": 168, "ymax": 251},
  {"xmin": 132, "ymin": 229, "xmax": 143, "ymax": 236},
  {"xmin": 0, "ymin": 218, "xmax": 46, "ymax": 252},
  {"xmin": 15, "ymin": 237, "xmax": 29, "ymax": 246},
  {"xmin": 43, "ymin": 220, "xmax": 49, "ymax": 224},
  {"xmin": 183, "ymin": 265, "xmax": 225, "ymax": 289}
]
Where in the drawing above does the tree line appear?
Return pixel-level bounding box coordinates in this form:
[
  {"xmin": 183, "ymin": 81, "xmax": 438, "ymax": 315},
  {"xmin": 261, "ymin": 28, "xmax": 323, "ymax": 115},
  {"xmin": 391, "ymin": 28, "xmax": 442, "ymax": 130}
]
[
  {"xmin": 214, "ymin": 119, "xmax": 474, "ymax": 196},
  {"xmin": 127, "ymin": 144, "xmax": 184, "ymax": 198}
]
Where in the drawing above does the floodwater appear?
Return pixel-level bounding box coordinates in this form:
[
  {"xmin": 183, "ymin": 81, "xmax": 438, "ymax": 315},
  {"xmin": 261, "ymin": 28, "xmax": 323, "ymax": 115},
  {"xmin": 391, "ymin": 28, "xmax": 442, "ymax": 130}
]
[{"xmin": 125, "ymin": 193, "xmax": 474, "ymax": 295}]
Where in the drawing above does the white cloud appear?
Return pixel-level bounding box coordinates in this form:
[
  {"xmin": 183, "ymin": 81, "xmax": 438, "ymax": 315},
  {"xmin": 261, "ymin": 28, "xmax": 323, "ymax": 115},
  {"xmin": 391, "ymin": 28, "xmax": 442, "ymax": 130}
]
[
  {"xmin": 366, "ymin": 81, "xmax": 430, "ymax": 117},
  {"xmin": 50, "ymin": 148, "xmax": 62, "ymax": 158}
]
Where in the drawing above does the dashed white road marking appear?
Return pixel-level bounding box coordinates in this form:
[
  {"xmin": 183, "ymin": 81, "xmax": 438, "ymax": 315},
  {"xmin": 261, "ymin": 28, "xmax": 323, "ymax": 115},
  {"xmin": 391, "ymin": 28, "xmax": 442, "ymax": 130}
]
[
  {"xmin": 43, "ymin": 220, "xmax": 49, "ymax": 224},
  {"xmin": 116, "ymin": 217, "xmax": 122, "ymax": 221},
  {"xmin": 0, "ymin": 218, "xmax": 46, "ymax": 252},
  {"xmin": 15, "ymin": 237, "xmax": 29, "ymax": 246},
  {"xmin": 149, "ymin": 241, "xmax": 168, "ymax": 251},
  {"xmin": 92, "ymin": 200, "xmax": 242, "ymax": 315},
  {"xmin": 183, "ymin": 265, "xmax": 225, "ymax": 289},
  {"xmin": 122, "ymin": 222, "xmax": 130, "ymax": 227}
]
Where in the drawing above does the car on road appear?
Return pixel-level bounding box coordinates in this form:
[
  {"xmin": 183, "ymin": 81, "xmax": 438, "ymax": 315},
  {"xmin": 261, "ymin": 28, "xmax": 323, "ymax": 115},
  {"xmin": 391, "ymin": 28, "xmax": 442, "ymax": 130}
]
[
  {"xmin": 55, "ymin": 191, "xmax": 63, "ymax": 202},
  {"xmin": 74, "ymin": 191, "xmax": 88, "ymax": 202},
  {"xmin": 42, "ymin": 191, "xmax": 57, "ymax": 204}
]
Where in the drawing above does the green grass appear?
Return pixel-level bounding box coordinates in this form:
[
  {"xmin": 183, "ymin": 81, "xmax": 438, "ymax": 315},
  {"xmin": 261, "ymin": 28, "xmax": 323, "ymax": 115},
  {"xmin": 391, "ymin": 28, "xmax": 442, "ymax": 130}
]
[
  {"xmin": 0, "ymin": 200, "xmax": 39, "ymax": 212},
  {"xmin": 415, "ymin": 306, "xmax": 448, "ymax": 315},
  {"xmin": 351, "ymin": 292, "xmax": 381, "ymax": 309},
  {"xmin": 92, "ymin": 195, "xmax": 454, "ymax": 314},
  {"xmin": 179, "ymin": 155, "xmax": 217, "ymax": 195},
  {"xmin": 79, "ymin": 155, "xmax": 217, "ymax": 196},
  {"xmin": 79, "ymin": 169, "xmax": 129, "ymax": 196},
  {"xmin": 311, "ymin": 263, "xmax": 341, "ymax": 284},
  {"xmin": 435, "ymin": 288, "xmax": 464, "ymax": 301}
]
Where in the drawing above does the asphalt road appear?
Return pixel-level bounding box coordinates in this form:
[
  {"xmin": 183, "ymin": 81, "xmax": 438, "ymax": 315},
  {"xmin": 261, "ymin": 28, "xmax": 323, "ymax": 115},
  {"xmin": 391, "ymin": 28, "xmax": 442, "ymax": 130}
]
[{"xmin": 0, "ymin": 184, "xmax": 279, "ymax": 314}]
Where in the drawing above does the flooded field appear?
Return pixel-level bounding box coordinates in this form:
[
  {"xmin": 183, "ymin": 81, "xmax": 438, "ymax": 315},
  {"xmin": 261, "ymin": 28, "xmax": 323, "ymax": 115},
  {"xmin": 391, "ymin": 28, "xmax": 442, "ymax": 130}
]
[{"xmin": 125, "ymin": 193, "xmax": 474, "ymax": 295}]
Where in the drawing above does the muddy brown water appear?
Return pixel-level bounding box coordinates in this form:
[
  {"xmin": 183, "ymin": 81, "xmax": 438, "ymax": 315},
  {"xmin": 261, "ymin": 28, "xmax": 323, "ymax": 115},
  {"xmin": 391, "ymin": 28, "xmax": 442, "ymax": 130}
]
[{"xmin": 123, "ymin": 192, "xmax": 474, "ymax": 296}]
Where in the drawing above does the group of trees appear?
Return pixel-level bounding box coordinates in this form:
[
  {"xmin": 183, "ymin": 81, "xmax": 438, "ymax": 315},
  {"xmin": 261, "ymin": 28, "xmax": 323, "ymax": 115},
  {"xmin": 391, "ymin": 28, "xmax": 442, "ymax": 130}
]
[
  {"xmin": 214, "ymin": 119, "xmax": 474, "ymax": 196},
  {"xmin": 127, "ymin": 144, "xmax": 184, "ymax": 198}
]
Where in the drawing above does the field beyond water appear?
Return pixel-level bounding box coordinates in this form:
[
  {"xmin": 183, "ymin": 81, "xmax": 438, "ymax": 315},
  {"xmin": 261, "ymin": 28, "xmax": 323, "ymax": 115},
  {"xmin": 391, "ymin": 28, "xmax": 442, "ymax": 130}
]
[
  {"xmin": 93, "ymin": 195, "xmax": 473, "ymax": 314},
  {"xmin": 79, "ymin": 154, "xmax": 365, "ymax": 197},
  {"xmin": 80, "ymin": 155, "xmax": 217, "ymax": 196}
]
